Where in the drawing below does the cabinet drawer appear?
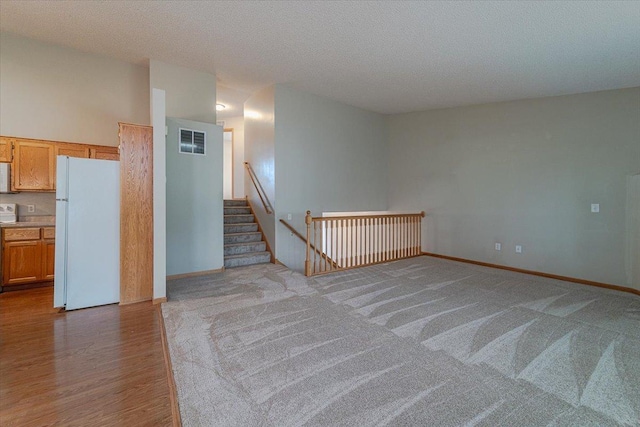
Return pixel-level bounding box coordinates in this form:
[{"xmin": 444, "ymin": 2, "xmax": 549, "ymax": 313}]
[
  {"xmin": 42, "ymin": 227, "xmax": 55, "ymax": 239},
  {"xmin": 4, "ymin": 228, "xmax": 41, "ymax": 241}
]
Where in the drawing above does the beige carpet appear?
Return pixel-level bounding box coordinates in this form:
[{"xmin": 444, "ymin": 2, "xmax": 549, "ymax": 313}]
[{"xmin": 162, "ymin": 256, "xmax": 640, "ymax": 426}]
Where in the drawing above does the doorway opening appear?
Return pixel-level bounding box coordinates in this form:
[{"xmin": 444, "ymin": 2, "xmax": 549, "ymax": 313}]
[{"xmin": 223, "ymin": 128, "xmax": 234, "ymax": 199}]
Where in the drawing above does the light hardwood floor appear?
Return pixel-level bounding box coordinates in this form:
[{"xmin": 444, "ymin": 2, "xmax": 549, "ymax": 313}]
[{"xmin": 0, "ymin": 286, "xmax": 173, "ymax": 426}]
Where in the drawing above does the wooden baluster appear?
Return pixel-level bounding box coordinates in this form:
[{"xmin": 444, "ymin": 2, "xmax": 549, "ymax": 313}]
[
  {"xmin": 338, "ymin": 220, "xmax": 344, "ymax": 269},
  {"xmin": 358, "ymin": 218, "xmax": 362, "ymax": 266},
  {"xmin": 401, "ymin": 216, "xmax": 404, "ymax": 258},
  {"xmin": 411, "ymin": 217, "xmax": 416, "ymax": 256},
  {"xmin": 323, "ymin": 221, "xmax": 327, "ymax": 272},
  {"xmin": 357, "ymin": 218, "xmax": 360, "ymax": 266},
  {"xmin": 394, "ymin": 216, "xmax": 398, "ymax": 259},
  {"xmin": 370, "ymin": 217, "xmax": 373, "ymax": 264},
  {"xmin": 305, "ymin": 211, "xmax": 312, "ymax": 276},
  {"xmin": 350, "ymin": 218, "xmax": 354, "ymax": 268},
  {"xmin": 381, "ymin": 218, "xmax": 389, "ymax": 261},
  {"xmin": 404, "ymin": 216, "xmax": 407, "ymax": 258},
  {"xmin": 333, "ymin": 219, "xmax": 337, "ymax": 270},
  {"xmin": 379, "ymin": 217, "xmax": 382, "ymax": 262},
  {"xmin": 364, "ymin": 217, "xmax": 368, "ymax": 265}
]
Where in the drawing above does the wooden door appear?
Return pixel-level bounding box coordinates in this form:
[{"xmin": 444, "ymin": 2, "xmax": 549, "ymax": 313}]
[
  {"xmin": 3, "ymin": 241, "xmax": 41, "ymax": 285},
  {"xmin": 0, "ymin": 137, "xmax": 14, "ymax": 162},
  {"xmin": 13, "ymin": 140, "xmax": 55, "ymax": 191},
  {"xmin": 119, "ymin": 123, "xmax": 153, "ymax": 304}
]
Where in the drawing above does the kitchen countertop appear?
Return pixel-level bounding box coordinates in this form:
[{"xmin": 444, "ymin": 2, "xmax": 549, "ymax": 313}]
[{"xmin": 0, "ymin": 221, "xmax": 55, "ymax": 228}]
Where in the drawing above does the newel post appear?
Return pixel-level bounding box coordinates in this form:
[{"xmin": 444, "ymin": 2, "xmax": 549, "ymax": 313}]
[{"xmin": 305, "ymin": 211, "xmax": 312, "ymax": 276}]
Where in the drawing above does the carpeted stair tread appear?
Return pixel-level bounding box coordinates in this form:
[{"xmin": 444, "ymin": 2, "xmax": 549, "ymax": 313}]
[
  {"xmin": 224, "ymin": 207, "xmax": 251, "ymax": 215},
  {"xmin": 224, "ymin": 214, "xmax": 255, "ymax": 224},
  {"xmin": 224, "ymin": 232, "xmax": 263, "ymax": 244},
  {"xmin": 224, "ymin": 223, "xmax": 259, "ymax": 233},
  {"xmin": 224, "ymin": 241, "xmax": 267, "ymax": 256},
  {"xmin": 224, "ymin": 251, "xmax": 271, "ymax": 268},
  {"xmin": 223, "ymin": 199, "xmax": 249, "ymax": 207}
]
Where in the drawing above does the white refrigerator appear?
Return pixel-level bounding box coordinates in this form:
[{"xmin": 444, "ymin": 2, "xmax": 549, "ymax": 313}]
[{"xmin": 54, "ymin": 156, "xmax": 120, "ymax": 310}]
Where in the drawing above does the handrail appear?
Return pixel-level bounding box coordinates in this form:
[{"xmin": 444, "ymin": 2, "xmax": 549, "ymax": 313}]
[
  {"xmin": 304, "ymin": 210, "xmax": 425, "ymax": 276},
  {"xmin": 244, "ymin": 162, "xmax": 273, "ymax": 215},
  {"xmin": 280, "ymin": 219, "xmax": 338, "ymax": 268}
]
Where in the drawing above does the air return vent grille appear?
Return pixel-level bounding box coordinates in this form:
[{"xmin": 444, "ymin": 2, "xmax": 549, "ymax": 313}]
[{"xmin": 179, "ymin": 128, "xmax": 206, "ymax": 155}]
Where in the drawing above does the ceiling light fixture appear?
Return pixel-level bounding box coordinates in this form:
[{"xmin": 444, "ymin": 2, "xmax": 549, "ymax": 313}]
[{"xmin": 216, "ymin": 103, "xmax": 226, "ymax": 111}]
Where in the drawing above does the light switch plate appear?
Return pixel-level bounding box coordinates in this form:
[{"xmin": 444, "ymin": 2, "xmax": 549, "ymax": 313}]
[
  {"xmin": 515, "ymin": 245, "xmax": 522, "ymax": 253},
  {"xmin": 591, "ymin": 203, "xmax": 600, "ymax": 213}
]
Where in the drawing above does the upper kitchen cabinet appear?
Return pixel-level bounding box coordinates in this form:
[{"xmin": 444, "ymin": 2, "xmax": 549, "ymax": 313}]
[
  {"xmin": 55, "ymin": 143, "xmax": 90, "ymax": 159},
  {"xmin": 0, "ymin": 137, "xmax": 14, "ymax": 162},
  {"xmin": 12, "ymin": 140, "xmax": 56, "ymax": 191},
  {"xmin": 90, "ymin": 146, "xmax": 119, "ymax": 161}
]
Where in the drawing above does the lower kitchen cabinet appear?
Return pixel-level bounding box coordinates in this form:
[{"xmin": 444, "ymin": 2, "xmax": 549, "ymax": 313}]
[{"xmin": 1, "ymin": 227, "xmax": 55, "ymax": 289}]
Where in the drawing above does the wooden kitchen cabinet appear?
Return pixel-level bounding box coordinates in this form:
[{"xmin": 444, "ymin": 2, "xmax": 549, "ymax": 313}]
[
  {"xmin": 2, "ymin": 241, "xmax": 41, "ymax": 285},
  {"xmin": 90, "ymin": 146, "xmax": 119, "ymax": 161},
  {"xmin": 1, "ymin": 135, "xmax": 119, "ymax": 192},
  {"xmin": 42, "ymin": 240, "xmax": 56, "ymax": 281},
  {"xmin": 1, "ymin": 227, "xmax": 55, "ymax": 288},
  {"xmin": 56, "ymin": 143, "xmax": 90, "ymax": 159},
  {"xmin": 12, "ymin": 140, "xmax": 56, "ymax": 191},
  {"xmin": 0, "ymin": 137, "xmax": 14, "ymax": 162}
]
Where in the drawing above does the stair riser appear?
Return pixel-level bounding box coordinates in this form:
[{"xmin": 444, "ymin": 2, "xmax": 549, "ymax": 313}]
[
  {"xmin": 224, "ymin": 207, "xmax": 251, "ymax": 215},
  {"xmin": 224, "ymin": 233, "xmax": 263, "ymax": 244},
  {"xmin": 224, "ymin": 242, "xmax": 267, "ymax": 256},
  {"xmin": 224, "ymin": 200, "xmax": 249, "ymax": 207},
  {"xmin": 225, "ymin": 224, "xmax": 259, "ymax": 233},
  {"xmin": 224, "ymin": 215, "xmax": 255, "ymax": 224},
  {"xmin": 224, "ymin": 253, "xmax": 271, "ymax": 268}
]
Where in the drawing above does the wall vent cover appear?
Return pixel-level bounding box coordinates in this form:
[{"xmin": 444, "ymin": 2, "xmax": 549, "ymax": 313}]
[{"xmin": 179, "ymin": 128, "xmax": 206, "ymax": 155}]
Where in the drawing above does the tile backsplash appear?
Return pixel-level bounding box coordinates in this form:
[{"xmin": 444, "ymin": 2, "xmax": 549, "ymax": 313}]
[{"xmin": 0, "ymin": 192, "xmax": 56, "ymax": 218}]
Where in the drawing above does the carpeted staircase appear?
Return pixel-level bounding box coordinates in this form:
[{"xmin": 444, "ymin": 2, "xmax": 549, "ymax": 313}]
[{"xmin": 223, "ymin": 199, "xmax": 271, "ymax": 268}]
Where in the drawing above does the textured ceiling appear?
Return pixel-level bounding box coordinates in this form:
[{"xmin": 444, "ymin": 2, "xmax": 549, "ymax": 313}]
[{"xmin": 1, "ymin": 1, "xmax": 639, "ymax": 114}]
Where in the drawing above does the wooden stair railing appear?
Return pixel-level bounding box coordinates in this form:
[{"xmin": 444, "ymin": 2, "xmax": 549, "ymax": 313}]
[
  {"xmin": 304, "ymin": 211, "xmax": 425, "ymax": 276},
  {"xmin": 280, "ymin": 219, "xmax": 338, "ymax": 268},
  {"xmin": 244, "ymin": 161, "xmax": 273, "ymax": 214}
]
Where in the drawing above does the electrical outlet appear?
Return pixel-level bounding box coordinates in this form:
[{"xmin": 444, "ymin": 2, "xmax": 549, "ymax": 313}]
[
  {"xmin": 495, "ymin": 243, "xmax": 501, "ymax": 251},
  {"xmin": 591, "ymin": 203, "xmax": 600, "ymax": 213},
  {"xmin": 515, "ymin": 245, "xmax": 522, "ymax": 253},
  {"xmin": 27, "ymin": 204, "xmax": 35, "ymax": 213},
  {"xmin": 287, "ymin": 213, "xmax": 292, "ymax": 220}
]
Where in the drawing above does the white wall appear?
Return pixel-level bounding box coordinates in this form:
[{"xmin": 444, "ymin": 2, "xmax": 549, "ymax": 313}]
[
  {"xmin": 150, "ymin": 60, "xmax": 221, "ymax": 280},
  {"xmin": 223, "ymin": 130, "xmax": 233, "ymax": 199},
  {"xmin": 274, "ymin": 85, "xmax": 389, "ymax": 271},
  {"xmin": 224, "ymin": 116, "xmax": 246, "ymax": 199},
  {"xmin": 151, "ymin": 89, "xmax": 167, "ymax": 300},
  {"xmin": 149, "ymin": 60, "xmax": 217, "ymax": 124},
  {"xmin": 0, "ymin": 32, "xmax": 149, "ymax": 146},
  {"xmin": 165, "ymin": 118, "xmax": 223, "ymax": 275},
  {"xmin": 388, "ymin": 87, "xmax": 640, "ymax": 288},
  {"xmin": 244, "ymin": 86, "xmax": 276, "ymax": 250}
]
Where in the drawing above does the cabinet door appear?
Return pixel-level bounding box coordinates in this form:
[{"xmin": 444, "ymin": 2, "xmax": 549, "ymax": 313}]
[
  {"xmin": 0, "ymin": 137, "xmax": 14, "ymax": 162},
  {"xmin": 13, "ymin": 140, "xmax": 55, "ymax": 191},
  {"xmin": 42, "ymin": 240, "xmax": 56, "ymax": 281},
  {"xmin": 90, "ymin": 146, "xmax": 119, "ymax": 161},
  {"xmin": 56, "ymin": 144, "xmax": 90, "ymax": 159},
  {"xmin": 2, "ymin": 241, "xmax": 42, "ymax": 285}
]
